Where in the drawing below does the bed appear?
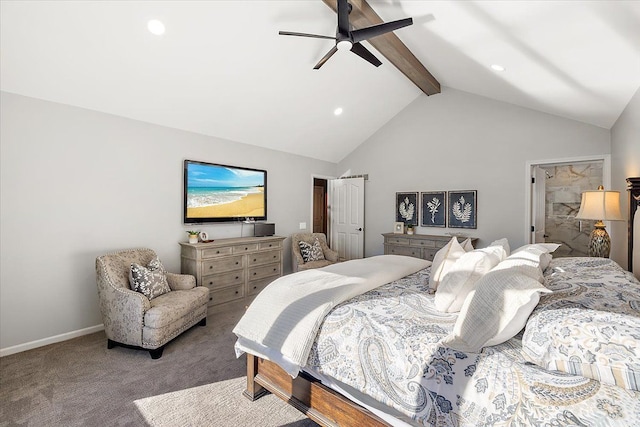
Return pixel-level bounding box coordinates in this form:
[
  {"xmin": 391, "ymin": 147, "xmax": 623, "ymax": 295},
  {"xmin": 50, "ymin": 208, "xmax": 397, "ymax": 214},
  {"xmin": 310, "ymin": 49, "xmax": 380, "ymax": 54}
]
[{"xmin": 234, "ymin": 242, "xmax": 640, "ymax": 426}]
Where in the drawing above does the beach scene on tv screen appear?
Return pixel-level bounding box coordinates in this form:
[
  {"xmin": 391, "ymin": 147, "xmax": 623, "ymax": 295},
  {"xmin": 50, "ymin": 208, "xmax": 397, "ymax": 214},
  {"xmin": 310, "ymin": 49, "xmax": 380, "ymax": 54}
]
[{"xmin": 186, "ymin": 163, "xmax": 265, "ymax": 218}]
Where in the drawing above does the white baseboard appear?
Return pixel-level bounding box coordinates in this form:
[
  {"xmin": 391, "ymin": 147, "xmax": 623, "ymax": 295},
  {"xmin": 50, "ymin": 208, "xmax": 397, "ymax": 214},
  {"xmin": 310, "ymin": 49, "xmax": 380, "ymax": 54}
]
[{"xmin": 0, "ymin": 324, "xmax": 104, "ymax": 358}]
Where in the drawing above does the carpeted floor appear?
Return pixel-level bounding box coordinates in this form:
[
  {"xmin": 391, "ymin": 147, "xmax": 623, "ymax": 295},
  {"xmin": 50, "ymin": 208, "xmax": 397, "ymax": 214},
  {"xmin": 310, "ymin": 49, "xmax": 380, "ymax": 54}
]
[{"xmin": 0, "ymin": 301, "xmax": 318, "ymax": 426}]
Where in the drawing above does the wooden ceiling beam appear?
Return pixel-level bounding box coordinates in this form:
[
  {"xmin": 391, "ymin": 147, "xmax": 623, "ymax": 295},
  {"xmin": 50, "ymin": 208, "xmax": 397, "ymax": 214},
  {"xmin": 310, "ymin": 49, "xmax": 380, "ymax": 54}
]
[{"xmin": 322, "ymin": 0, "xmax": 440, "ymax": 96}]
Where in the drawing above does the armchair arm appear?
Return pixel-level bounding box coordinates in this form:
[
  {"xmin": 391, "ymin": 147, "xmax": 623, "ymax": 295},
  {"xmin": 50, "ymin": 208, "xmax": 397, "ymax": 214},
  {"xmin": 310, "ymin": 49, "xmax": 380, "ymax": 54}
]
[
  {"xmin": 166, "ymin": 272, "xmax": 196, "ymax": 290},
  {"xmin": 319, "ymin": 239, "xmax": 339, "ymax": 262},
  {"xmin": 96, "ymin": 271, "xmax": 150, "ymax": 347}
]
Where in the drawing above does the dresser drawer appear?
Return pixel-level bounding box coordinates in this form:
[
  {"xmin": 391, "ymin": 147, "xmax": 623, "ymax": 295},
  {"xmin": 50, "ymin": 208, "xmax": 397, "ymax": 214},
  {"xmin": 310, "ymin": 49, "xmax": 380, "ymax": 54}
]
[
  {"xmin": 248, "ymin": 250, "xmax": 281, "ymax": 267},
  {"xmin": 410, "ymin": 239, "xmax": 436, "ymax": 248},
  {"xmin": 259, "ymin": 240, "xmax": 281, "ymax": 250},
  {"xmin": 423, "ymin": 249, "xmax": 438, "ymax": 262},
  {"xmin": 202, "ymin": 255, "xmax": 244, "ymax": 274},
  {"xmin": 232, "ymin": 243, "xmax": 260, "ymax": 254},
  {"xmin": 249, "ymin": 263, "xmax": 281, "ymax": 281},
  {"xmin": 247, "ymin": 276, "xmax": 277, "ymax": 296},
  {"xmin": 385, "ymin": 236, "xmax": 410, "ymax": 246},
  {"xmin": 385, "ymin": 245, "xmax": 421, "ymax": 258},
  {"xmin": 202, "ymin": 270, "xmax": 244, "ymax": 290},
  {"xmin": 202, "ymin": 246, "xmax": 233, "ymax": 258},
  {"xmin": 209, "ymin": 284, "xmax": 244, "ymax": 306}
]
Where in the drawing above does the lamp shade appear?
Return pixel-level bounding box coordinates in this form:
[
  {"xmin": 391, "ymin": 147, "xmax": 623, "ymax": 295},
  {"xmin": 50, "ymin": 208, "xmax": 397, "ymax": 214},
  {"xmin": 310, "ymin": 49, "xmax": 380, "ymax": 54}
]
[{"xmin": 575, "ymin": 189, "xmax": 623, "ymax": 221}]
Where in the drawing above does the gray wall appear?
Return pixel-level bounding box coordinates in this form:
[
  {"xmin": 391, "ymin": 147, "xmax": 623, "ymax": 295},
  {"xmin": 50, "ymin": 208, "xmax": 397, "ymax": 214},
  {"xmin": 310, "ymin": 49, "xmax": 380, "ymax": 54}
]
[
  {"xmin": 0, "ymin": 92, "xmax": 336, "ymax": 351},
  {"xmin": 610, "ymin": 87, "xmax": 640, "ymax": 269},
  {"xmin": 338, "ymin": 87, "xmax": 611, "ymax": 257}
]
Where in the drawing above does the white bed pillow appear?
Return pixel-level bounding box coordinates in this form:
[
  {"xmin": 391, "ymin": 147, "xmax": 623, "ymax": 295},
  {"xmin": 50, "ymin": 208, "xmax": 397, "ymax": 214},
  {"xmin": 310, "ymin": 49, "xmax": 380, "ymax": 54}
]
[
  {"xmin": 434, "ymin": 245, "xmax": 504, "ymax": 312},
  {"xmin": 429, "ymin": 237, "xmax": 466, "ymax": 292},
  {"xmin": 443, "ymin": 269, "xmax": 552, "ymax": 353},
  {"xmin": 489, "ymin": 238, "xmax": 511, "ymax": 258},
  {"xmin": 461, "ymin": 238, "xmax": 474, "ymax": 252},
  {"xmin": 492, "ymin": 246, "xmax": 548, "ymax": 283},
  {"xmin": 512, "ymin": 243, "xmax": 561, "ymax": 255}
]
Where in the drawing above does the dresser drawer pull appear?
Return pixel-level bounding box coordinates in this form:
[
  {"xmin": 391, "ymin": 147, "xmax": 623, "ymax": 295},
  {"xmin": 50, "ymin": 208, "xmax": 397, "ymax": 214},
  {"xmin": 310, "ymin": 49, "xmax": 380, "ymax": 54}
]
[
  {"xmin": 244, "ymin": 247, "xmax": 248, "ymax": 251},
  {"xmin": 235, "ymin": 261, "xmax": 239, "ymax": 265},
  {"xmin": 253, "ymin": 285, "xmax": 257, "ymax": 290},
  {"xmin": 268, "ymin": 244, "xmax": 273, "ymax": 247},
  {"xmin": 209, "ymin": 281, "xmax": 213, "ymax": 285},
  {"xmin": 273, "ymin": 268, "xmax": 277, "ymax": 272},
  {"xmin": 253, "ymin": 258, "xmax": 257, "ymax": 262},
  {"xmin": 216, "ymin": 250, "xmax": 220, "ymax": 254},
  {"xmin": 209, "ymin": 297, "xmax": 213, "ymax": 301},
  {"xmin": 253, "ymin": 272, "xmax": 257, "ymax": 276},
  {"xmin": 209, "ymin": 266, "xmax": 213, "ymax": 269},
  {"xmin": 273, "ymin": 255, "xmax": 277, "ymax": 259},
  {"xmin": 236, "ymin": 276, "xmax": 239, "ymax": 280},
  {"xmin": 235, "ymin": 290, "xmax": 239, "ymax": 294}
]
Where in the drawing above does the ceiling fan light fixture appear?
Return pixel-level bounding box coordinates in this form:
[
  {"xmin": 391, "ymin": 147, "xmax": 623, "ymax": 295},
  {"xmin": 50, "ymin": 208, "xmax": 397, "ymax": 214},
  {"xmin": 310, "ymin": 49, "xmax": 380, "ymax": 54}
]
[
  {"xmin": 334, "ymin": 107, "xmax": 343, "ymax": 116},
  {"xmin": 491, "ymin": 64, "xmax": 506, "ymax": 72},
  {"xmin": 336, "ymin": 40, "xmax": 353, "ymax": 51},
  {"xmin": 147, "ymin": 19, "xmax": 165, "ymax": 36}
]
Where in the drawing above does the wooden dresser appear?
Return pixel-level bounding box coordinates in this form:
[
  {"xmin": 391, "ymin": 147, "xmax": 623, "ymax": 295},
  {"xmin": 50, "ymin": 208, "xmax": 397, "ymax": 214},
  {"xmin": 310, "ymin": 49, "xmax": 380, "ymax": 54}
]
[
  {"xmin": 179, "ymin": 236, "xmax": 285, "ymax": 309},
  {"xmin": 382, "ymin": 233, "xmax": 477, "ymax": 261}
]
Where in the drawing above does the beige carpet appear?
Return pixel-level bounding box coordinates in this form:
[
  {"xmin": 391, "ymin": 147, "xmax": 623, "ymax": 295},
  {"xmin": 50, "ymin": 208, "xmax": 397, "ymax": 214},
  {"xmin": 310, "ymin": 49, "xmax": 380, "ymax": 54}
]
[{"xmin": 135, "ymin": 376, "xmax": 316, "ymax": 427}]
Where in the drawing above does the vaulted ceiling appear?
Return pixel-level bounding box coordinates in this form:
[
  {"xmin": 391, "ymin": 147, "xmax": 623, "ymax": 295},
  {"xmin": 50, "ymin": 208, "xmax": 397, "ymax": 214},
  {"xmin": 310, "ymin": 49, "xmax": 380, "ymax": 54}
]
[{"xmin": 2, "ymin": 1, "xmax": 639, "ymax": 163}]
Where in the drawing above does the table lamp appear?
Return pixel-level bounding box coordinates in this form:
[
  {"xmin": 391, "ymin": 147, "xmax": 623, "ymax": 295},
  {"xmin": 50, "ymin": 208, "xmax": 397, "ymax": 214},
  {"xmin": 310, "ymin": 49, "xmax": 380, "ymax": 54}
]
[{"xmin": 575, "ymin": 185, "xmax": 624, "ymax": 257}]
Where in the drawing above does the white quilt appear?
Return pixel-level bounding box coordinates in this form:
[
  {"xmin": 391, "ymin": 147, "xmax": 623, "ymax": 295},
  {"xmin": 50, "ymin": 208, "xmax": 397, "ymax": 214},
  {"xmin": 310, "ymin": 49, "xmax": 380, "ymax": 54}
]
[{"xmin": 233, "ymin": 255, "xmax": 431, "ymax": 377}]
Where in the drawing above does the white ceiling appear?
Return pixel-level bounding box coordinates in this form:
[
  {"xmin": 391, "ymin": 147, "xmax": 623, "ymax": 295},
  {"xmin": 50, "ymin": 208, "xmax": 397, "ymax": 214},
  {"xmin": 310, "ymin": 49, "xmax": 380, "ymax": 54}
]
[{"xmin": 2, "ymin": 1, "xmax": 639, "ymax": 163}]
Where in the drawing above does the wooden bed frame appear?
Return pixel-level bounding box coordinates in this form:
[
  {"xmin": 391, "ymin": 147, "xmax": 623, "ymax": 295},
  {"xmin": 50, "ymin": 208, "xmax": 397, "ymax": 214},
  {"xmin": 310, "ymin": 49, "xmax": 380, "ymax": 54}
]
[{"xmin": 243, "ymin": 354, "xmax": 391, "ymax": 427}]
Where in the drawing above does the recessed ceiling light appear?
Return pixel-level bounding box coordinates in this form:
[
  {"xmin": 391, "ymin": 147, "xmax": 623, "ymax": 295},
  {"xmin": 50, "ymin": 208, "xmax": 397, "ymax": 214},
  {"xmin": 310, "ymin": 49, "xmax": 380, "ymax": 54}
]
[
  {"xmin": 334, "ymin": 107, "xmax": 343, "ymax": 116},
  {"xmin": 147, "ymin": 19, "xmax": 165, "ymax": 36},
  {"xmin": 491, "ymin": 64, "xmax": 506, "ymax": 72}
]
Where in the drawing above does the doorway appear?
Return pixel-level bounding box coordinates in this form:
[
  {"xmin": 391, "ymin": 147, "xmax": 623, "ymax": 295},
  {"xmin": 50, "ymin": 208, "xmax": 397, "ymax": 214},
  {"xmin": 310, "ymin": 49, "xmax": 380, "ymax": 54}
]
[
  {"xmin": 527, "ymin": 156, "xmax": 609, "ymax": 258},
  {"xmin": 313, "ymin": 178, "xmax": 328, "ymax": 235}
]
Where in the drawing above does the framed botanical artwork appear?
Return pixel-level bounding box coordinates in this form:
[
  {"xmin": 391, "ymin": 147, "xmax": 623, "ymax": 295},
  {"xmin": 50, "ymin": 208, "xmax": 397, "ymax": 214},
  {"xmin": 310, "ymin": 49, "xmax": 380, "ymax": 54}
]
[
  {"xmin": 396, "ymin": 192, "xmax": 418, "ymax": 227},
  {"xmin": 420, "ymin": 191, "xmax": 446, "ymax": 227},
  {"xmin": 448, "ymin": 190, "xmax": 477, "ymax": 229},
  {"xmin": 393, "ymin": 222, "xmax": 405, "ymax": 234}
]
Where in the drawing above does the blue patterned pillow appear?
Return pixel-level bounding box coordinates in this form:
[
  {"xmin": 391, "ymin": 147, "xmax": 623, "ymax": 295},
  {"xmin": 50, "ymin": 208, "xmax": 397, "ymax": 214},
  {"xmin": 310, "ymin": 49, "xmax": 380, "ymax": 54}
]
[
  {"xmin": 299, "ymin": 239, "xmax": 325, "ymax": 263},
  {"xmin": 129, "ymin": 257, "xmax": 171, "ymax": 300}
]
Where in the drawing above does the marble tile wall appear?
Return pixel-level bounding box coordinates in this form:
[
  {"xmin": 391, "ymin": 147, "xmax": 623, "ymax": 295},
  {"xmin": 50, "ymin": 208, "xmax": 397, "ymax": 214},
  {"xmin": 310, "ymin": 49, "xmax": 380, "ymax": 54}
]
[{"xmin": 542, "ymin": 162, "xmax": 603, "ymax": 257}]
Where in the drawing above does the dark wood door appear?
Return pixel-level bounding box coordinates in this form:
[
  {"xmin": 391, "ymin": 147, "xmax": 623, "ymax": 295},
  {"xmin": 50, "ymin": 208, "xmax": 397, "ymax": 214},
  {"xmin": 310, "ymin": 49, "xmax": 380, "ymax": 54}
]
[{"xmin": 313, "ymin": 184, "xmax": 326, "ymax": 234}]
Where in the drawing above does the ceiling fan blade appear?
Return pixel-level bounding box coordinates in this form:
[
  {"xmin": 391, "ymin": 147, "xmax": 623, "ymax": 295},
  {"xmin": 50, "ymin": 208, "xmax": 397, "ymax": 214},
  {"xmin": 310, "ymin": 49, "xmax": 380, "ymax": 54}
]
[
  {"xmin": 337, "ymin": 0, "xmax": 351, "ymax": 35},
  {"xmin": 279, "ymin": 31, "xmax": 335, "ymax": 40},
  {"xmin": 350, "ymin": 17, "xmax": 413, "ymax": 43},
  {"xmin": 350, "ymin": 42, "xmax": 382, "ymax": 67},
  {"xmin": 314, "ymin": 46, "xmax": 339, "ymax": 70}
]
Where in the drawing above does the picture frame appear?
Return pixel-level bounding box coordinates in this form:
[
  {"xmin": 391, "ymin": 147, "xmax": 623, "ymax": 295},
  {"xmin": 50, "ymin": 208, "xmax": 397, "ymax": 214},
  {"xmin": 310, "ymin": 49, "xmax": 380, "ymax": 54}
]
[
  {"xmin": 393, "ymin": 222, "xmax": 405, "ymax": 234},
  {"xmin": 396, "ymin": 192, "xmax": 418, "ymax": 227},
  {"xmin": 420, "ymin": 191, "xmax": 446, "ymax": 227},
  {"xmin": 448, "ymin": 190, "xmax": 477, "ymax": 229}
]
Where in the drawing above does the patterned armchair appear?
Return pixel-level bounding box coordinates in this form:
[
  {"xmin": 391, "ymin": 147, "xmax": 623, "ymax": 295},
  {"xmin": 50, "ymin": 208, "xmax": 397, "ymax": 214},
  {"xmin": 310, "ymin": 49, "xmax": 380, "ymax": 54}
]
[
  {"xmin": 95, "ymin": 248, "xmax": 209, "ymax": 359},
  {"xmin": 291, "ymin": 233, "xmax": 339, "ymax": 272}
]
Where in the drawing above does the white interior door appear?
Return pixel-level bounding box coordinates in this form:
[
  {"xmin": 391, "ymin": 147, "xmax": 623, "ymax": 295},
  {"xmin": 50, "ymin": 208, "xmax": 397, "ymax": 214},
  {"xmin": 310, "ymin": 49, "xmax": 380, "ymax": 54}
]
[
  {"xmin": 328, "ymin": 177, "xmax": 365, "ymax": 261},
  {"xmin": 532, "ymin": 166, "xmax": 547, "ymax": 243}
]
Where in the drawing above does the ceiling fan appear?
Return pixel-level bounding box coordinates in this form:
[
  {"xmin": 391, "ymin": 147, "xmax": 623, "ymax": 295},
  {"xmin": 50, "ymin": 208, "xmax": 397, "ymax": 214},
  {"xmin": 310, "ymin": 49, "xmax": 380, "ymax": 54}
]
[{"xmin": 279, "ymin": 0, "xmax": 413, "ymax": 69}]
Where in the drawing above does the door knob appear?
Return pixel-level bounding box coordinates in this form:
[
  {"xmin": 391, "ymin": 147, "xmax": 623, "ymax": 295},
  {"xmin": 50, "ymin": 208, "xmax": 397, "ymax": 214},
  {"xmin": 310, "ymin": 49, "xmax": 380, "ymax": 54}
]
[{"xmin": 356, "ymin": 228, "xmax": 363, "ymax": 231}]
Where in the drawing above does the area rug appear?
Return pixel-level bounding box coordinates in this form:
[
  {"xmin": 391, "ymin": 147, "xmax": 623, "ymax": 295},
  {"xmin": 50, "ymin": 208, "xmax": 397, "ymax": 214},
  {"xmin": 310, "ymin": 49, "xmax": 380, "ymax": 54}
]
[{"xmin": 134, "ymin": 375, "xmax": 317, "ymax": 427}]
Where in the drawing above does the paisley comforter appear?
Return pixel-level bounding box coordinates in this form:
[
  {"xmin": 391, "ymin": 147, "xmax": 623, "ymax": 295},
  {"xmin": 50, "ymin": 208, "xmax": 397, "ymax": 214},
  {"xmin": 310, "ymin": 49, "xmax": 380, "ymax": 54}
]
[{"xmin": 305, "ymin": 257, "xmax": 640, "ymax": 426}]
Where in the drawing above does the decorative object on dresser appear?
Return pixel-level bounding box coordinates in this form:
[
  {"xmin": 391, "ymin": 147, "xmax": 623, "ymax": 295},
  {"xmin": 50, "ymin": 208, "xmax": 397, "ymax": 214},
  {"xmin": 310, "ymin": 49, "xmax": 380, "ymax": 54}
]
[
  {"xmin": 627, "ymin": 177, "xmax": 640, "ymax": 276},
  {"xmin": 180, "ymin": 236, "xmax": 285, "ymax": 309},
  {"xmin": 396, "ymin": 192, "xmax": 418, "ymax": 227},
  {"xmin": 420, "ymin": 191, "xmax": 446, "ymax": 227},
  {"xmin": 393, "ymin": 221, "xmax": 404, "ymax": 234},
  {"xmin": 382, "ymin": 233, "xmax": 477, "ymax": 262},
  {"xmin": 575, "ymin": 185, "xmax": 624, "ymax": 257},
  {"xmin": 291, "ymin": 233, "xmax": 339, "ymax": 272},
  {"xmin": 187, "ymin": 230, "xmax": 199, "ymax": 244},
  {"xmin": 448, "ymin": 190, "xmax": 477, "ymax": 229},
  {"xmin": 95, "ymin": 248, "xmax": 209, "ymax": 359}
]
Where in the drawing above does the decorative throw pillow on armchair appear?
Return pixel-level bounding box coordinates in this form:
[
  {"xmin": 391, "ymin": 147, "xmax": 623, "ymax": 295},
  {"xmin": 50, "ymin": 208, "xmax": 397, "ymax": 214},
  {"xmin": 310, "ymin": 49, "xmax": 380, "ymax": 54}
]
[
  {"xmin": 299, "ymin": 239, "xmax": 326, "ymax": 263},
  {"xmin": 129, "ymin": 256, "xmax": 171, "ymax": 300}
]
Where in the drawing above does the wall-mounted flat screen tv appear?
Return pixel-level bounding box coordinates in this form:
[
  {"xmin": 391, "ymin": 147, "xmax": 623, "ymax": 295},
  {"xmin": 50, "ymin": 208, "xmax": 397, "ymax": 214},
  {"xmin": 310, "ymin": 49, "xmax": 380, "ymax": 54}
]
[{"xmin": 183, "ymin": 160, "xmax": 267, "ymax": 223}]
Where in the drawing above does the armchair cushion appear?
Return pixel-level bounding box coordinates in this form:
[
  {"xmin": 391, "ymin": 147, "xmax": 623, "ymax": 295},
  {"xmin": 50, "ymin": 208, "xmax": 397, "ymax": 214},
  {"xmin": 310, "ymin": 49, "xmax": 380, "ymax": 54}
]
[
  {"xmin": 129, "ymin": 256, "xmax": 171, "ymax": 300},
  {"xmin": 145, "ymin": 287, "xmax": 210, "ymax": 329},
  {"xmin": 299, "ymin": 239, "xmax": 326, "ymax": 262}
]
